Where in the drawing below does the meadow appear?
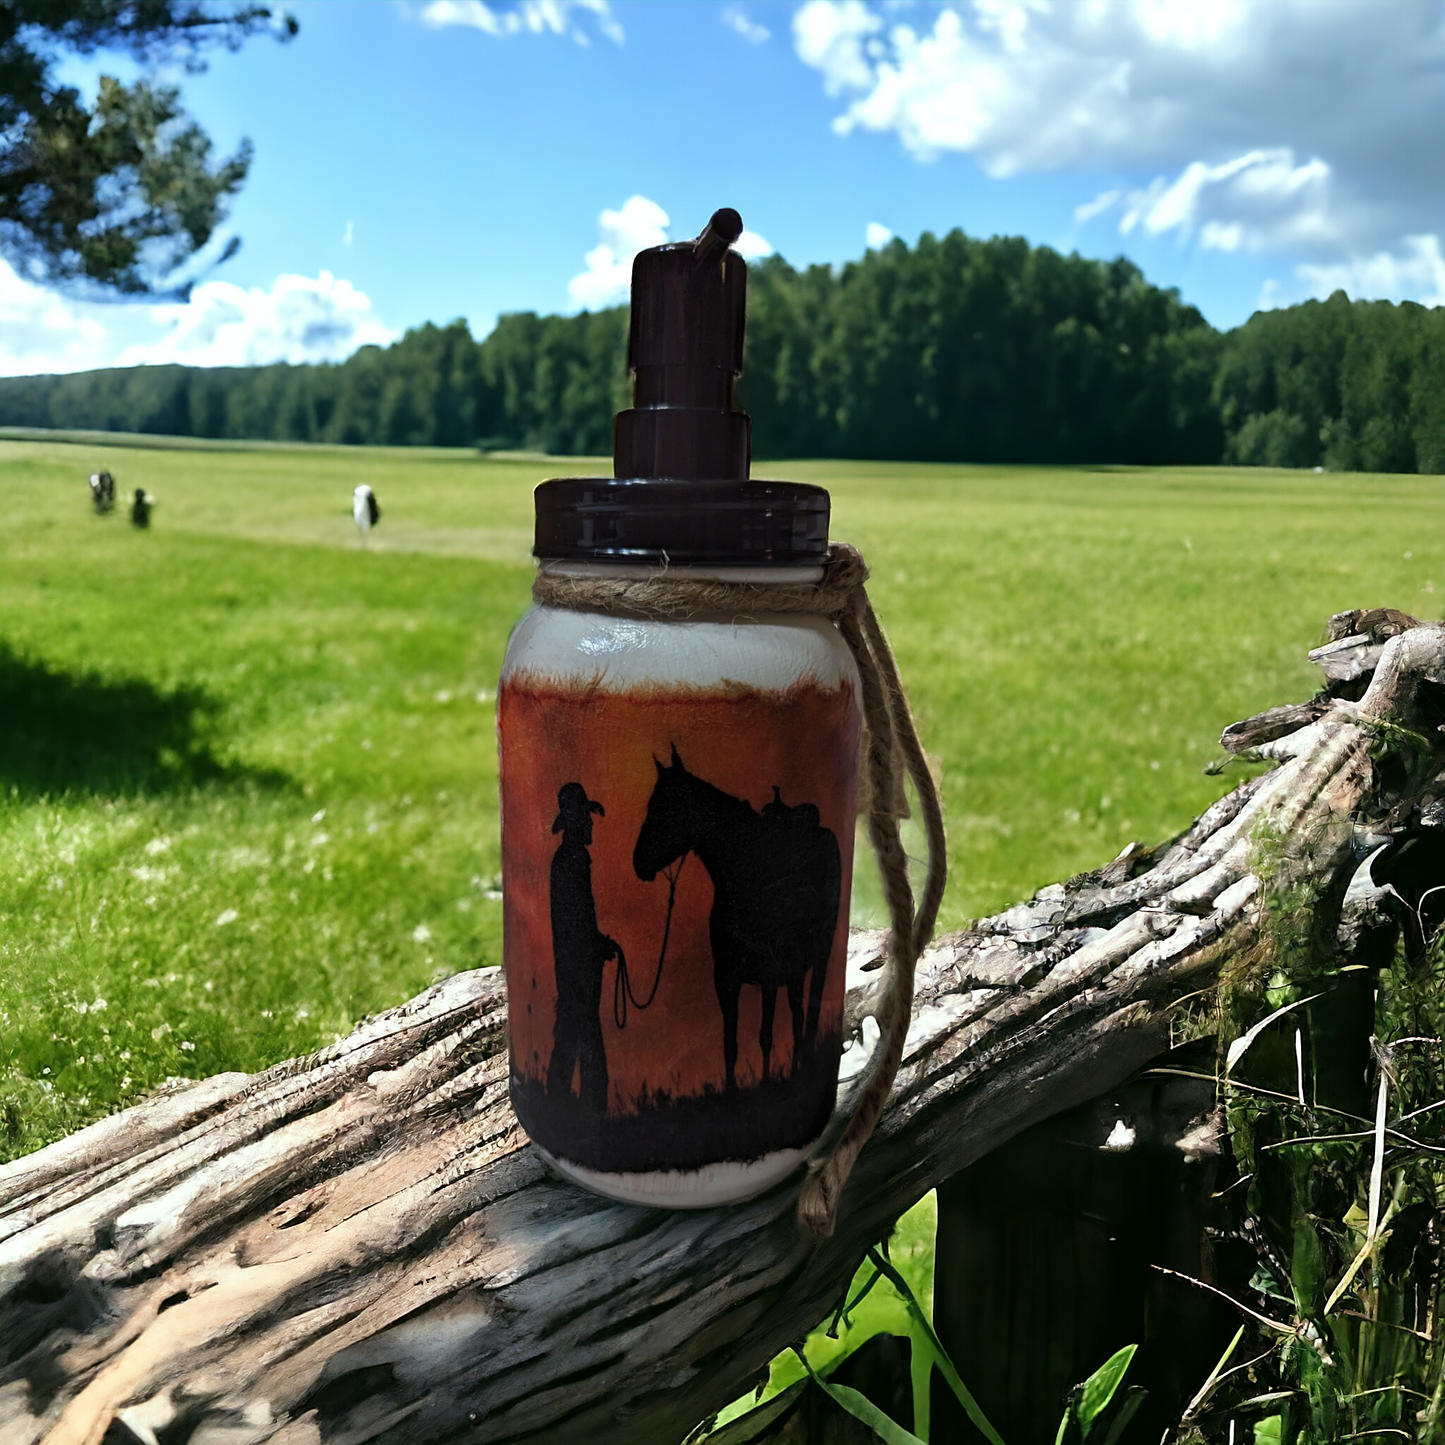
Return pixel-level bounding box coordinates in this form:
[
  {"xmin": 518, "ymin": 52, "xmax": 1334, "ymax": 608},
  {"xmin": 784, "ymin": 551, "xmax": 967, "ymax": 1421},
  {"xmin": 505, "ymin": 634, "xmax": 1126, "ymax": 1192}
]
[{"xmin": 1, "ymin": 433, "xmax": 1441, "ymax": 1170}]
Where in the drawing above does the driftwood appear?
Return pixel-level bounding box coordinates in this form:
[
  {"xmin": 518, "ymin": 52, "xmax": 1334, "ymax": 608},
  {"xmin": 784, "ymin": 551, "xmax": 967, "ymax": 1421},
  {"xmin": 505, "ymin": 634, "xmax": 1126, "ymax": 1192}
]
[{"xmin": 2, "ymin": 612, "xmax": 1443, "ymax": 1445}]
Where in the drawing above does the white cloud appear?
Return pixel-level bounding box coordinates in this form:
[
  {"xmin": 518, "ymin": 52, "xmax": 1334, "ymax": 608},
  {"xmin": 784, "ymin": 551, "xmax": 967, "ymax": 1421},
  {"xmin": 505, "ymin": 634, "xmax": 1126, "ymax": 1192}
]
[
  {"xmin": 793, "ymin": 0, "xmax": 1445, "ymax": 298},
  {"xmin": 569, "ymin": 196, "xmax": 671, "ymax": 309},
  {"xmin": 1297, "ymin": 236, "xmax": 1445, "ymax": 309},
  {"xmin": 0, "ymin": 261, "xmax": 113, "ymax": 377},
  {"xmin": 121, "ymin": 272, "xmax": 397, "ymax": 367},
  {"xmin": 723, "ymin": 5, "xmax": 770, "ymax": 43},
  {"xmin": 1117, "ymin": 149, "xmax": 1336, "ymax": 254},
  {"xmin": 568, "ymin": 198, "xmax": 772, "ymax": 309},
  {"xmin": 794, "ymin": 0, "xmax": 881, "ymax": 94},
  {"xmin": 865, "ymin": 221, "xmax": 894, "ymax": 248},
  {"xmin": 792, "ymin": 0, "xmax": 1434, "ymax": 179},
  {"xmin": 1073, "ymin": 188, "xmax": 1120, "ymax": 224},
  {"xmin": 0, "ymin": 260, "xmax": 396, "ymax": 377},
  {"xmin": 735, "ymin": 228, "xmax": 774, "ymax": 261},
  {"xmin": 419, "ymin": 0, "xmax": 623, "ymax": 45}
]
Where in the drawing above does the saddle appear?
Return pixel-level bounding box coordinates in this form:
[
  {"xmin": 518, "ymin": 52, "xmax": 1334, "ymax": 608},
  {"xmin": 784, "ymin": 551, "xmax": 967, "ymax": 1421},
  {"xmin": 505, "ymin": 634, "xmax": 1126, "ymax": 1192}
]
[{"xmin": 761, "ymin": 787, "xmax": 820, "ymax": 831}]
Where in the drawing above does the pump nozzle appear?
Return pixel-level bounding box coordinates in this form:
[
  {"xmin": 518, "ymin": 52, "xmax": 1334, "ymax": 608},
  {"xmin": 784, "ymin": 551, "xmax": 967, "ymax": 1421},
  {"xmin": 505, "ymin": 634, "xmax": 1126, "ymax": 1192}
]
[
  {"xmin": 613, "ymin": 207, "xmax": 751, "ymax": 482},
  {"xmin": 693, "ymin": 208, "xmax": 743, "ymax": 266}
]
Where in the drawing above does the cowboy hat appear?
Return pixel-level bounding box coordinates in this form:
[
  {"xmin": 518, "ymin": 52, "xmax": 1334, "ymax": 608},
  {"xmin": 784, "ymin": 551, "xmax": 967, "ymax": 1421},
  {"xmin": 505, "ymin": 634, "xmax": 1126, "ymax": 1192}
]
[{"xmin": 553, "ymin": 781, "xmax": 605, "ymax": 833}]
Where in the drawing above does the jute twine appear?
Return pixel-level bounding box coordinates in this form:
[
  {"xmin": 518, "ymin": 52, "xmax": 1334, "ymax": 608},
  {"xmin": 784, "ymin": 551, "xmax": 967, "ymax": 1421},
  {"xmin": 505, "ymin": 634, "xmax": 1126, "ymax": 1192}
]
[{"xmin": 532, "ymin": 542, "xmax": 946, "ymax": 1239}]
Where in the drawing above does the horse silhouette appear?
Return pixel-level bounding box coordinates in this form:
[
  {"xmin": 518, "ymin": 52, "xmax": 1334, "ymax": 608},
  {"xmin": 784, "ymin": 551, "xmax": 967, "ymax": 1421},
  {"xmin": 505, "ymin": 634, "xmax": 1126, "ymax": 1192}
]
[{"xmin": 634, "ymin": 745, "xmax": 841, "ymax": 1091}]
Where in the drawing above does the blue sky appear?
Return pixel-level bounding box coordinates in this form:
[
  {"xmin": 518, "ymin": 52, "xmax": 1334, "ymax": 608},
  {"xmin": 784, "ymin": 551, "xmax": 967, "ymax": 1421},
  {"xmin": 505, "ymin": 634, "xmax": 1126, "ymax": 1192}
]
[{"xmin": 6, "ymin": 0, "xmax": 1445, "ymax": 374}]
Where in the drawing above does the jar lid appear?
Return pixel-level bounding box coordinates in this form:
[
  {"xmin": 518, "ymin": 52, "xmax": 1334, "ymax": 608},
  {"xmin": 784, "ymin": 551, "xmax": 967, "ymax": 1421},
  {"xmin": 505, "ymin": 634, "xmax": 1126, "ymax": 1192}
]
[
  {"xmin": 534, "ymin": 477, "xmax": 829, "ymax": 565},
  {"xmin": 532, "ymin": 208, "xmax": 831, "ymax": 568}
]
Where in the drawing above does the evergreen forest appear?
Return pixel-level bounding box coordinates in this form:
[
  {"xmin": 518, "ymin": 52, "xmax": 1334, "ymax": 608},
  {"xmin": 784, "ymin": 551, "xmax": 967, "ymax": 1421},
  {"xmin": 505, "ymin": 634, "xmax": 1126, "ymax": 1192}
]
[{"xmin": 3, "ymin": 229, "xmax": 1444, "ymax": 472}]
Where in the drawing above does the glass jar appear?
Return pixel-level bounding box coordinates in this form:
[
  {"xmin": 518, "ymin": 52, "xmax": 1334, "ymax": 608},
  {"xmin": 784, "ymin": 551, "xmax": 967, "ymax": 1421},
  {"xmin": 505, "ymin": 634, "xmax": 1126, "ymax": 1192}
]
[{"xmin": 499, "ymin": 561, "xmax": 861, "ymax": 1206}]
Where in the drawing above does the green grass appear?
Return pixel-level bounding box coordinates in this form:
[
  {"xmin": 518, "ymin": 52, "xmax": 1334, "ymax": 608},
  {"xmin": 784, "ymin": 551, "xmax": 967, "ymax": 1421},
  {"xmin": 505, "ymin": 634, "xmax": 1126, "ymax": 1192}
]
[{"xmin": 1, "ymin": 437, "xmax": 1442, "ymax": 1160}]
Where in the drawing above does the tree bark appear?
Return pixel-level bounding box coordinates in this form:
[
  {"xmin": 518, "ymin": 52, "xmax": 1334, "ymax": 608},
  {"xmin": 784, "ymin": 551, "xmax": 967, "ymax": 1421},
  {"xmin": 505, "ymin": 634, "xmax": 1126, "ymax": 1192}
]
[{"xmin": 3, "ymin": 616, "xmax": 1442, "ymax": 1445}]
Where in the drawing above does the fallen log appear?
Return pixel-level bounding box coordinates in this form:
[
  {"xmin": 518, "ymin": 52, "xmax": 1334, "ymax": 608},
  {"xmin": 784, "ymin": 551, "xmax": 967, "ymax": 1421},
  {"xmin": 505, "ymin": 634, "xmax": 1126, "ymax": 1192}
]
[{"xmin": 2, "ymin": 612, "xmax": 1442, "ymax": 1445}]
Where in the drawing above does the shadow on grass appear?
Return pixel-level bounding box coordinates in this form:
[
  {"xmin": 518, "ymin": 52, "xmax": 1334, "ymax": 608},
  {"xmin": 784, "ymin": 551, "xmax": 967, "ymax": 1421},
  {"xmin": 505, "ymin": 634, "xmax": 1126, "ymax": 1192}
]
[{"xmin": 0, "ymin": 642, "xmax": 287, "ymax": 797}]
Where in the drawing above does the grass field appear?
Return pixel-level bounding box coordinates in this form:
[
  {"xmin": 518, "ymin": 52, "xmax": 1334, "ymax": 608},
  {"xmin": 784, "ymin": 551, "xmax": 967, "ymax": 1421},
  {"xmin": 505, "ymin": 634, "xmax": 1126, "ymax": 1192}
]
[{"xmin": 1, "ymin": 436, "xmax": 1441, "ymax": 1164}]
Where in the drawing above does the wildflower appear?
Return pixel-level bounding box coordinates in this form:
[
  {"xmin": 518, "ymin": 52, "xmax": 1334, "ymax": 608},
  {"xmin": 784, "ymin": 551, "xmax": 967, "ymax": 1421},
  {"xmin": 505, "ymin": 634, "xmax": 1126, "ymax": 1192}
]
[
  {"xmin": 311, "ymin": 809, "xmax": 326, "ymax": 823},
  {"xmin": 179, "ymin": 1041, "xmax": 195, "ymax": 1052},
  {"xmin": 151, "ymin": 1023, "xmax": 170, "ymax": 1041},
  {"xmin": 145, "ymin": 837, "xmax": 172, "ymax": 856},
  {"xmin": 412, "ymin": 924, "xmax": 432, "ymax": 943},
  {"xmin": 215, "ymin": 909, "xmax": 239, "ymax": 927}
]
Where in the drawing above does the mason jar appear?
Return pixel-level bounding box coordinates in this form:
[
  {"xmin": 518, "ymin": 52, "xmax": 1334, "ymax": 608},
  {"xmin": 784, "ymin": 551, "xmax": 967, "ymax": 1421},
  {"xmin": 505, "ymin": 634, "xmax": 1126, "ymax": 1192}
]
[{"xmin": 500, "ymin": 528, "xmax": 861, "ymax": 1207}]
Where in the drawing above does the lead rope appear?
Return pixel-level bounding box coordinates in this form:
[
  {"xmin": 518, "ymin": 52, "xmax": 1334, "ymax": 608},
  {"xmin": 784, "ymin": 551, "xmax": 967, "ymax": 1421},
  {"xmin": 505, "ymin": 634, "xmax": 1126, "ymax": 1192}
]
[
  {"xmin": 533, "ymin": 542, "xmax": 946, "ymax": 1239},
  {"xmin": 613, "ymin": 857, "xmax": 684, "ymax": 1029}
]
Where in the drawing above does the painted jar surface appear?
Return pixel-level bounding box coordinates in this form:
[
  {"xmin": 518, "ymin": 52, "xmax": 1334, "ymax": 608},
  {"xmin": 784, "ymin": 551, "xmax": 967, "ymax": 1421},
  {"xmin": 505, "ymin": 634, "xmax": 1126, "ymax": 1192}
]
[{"xmin": 499, "ymin": 564, "xmax": 862, "ymax": 1207}]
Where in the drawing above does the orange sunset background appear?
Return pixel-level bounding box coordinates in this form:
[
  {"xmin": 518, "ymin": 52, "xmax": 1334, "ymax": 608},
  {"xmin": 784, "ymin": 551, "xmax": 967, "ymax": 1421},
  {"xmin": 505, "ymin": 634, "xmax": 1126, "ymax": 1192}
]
[{"xmin": 499, "ymin": 676, "xmax": 860, "ymax": 1114}]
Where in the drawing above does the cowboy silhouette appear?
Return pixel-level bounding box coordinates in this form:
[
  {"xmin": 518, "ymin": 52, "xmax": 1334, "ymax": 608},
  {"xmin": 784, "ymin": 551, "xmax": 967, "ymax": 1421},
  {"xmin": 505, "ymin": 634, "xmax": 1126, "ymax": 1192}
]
[{"xmin": 547, "ymin": 782, "xmax": 620, "ymax": 1113}]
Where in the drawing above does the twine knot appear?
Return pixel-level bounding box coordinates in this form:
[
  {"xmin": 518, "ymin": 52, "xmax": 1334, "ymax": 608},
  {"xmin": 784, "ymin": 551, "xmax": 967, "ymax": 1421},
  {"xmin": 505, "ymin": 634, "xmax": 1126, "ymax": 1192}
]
[{"xmin": 533, "ymin": 542, "xmax": 945, "ymax": 1237}]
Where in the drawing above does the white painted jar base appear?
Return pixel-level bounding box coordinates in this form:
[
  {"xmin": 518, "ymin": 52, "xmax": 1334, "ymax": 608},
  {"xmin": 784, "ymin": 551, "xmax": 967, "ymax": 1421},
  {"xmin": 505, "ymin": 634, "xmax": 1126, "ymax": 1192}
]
[{"xmin": 535, "ymin": 1143, "xmax": 810, "ymax": 1208}]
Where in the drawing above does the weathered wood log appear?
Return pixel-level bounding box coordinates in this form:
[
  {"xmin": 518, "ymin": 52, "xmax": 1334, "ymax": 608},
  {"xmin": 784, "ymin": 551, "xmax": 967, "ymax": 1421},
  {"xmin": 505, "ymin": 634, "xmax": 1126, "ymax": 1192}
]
[{"xmin": 2, "ymin": 614, "xmax": 1442, "ymax": 1445}]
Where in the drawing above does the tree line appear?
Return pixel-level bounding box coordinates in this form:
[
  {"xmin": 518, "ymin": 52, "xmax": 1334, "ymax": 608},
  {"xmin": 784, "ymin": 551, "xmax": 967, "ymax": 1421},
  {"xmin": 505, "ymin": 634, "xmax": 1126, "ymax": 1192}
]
[{"xmin": 2, "ymin": 231, "xmax": 1443, "ymax": 472}]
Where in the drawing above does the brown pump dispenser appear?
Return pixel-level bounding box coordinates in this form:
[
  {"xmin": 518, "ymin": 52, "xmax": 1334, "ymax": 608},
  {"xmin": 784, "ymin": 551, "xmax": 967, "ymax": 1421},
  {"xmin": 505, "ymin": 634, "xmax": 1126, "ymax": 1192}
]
[
  {"xmin": 613, "ymin": 207, "xmax": 750, "ymax": 483},
  {"xmin": 533, "ymin": 208, "xmax": 829, "ymax": 567}
]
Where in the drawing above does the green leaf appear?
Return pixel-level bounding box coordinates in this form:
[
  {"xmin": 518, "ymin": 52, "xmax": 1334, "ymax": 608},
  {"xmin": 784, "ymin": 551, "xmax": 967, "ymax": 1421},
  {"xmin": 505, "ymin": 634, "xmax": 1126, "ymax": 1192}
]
[
  {"xmin": 1225, "ymin": 994, "xmax": 1320, "ymax": 1073},
  {"xmin": 866, "ymin": 1248, "xmax": 1009, "ymax": 1445},
  {"xmin": 910, "ymin": 1328, "xmax": 933, "ymax": 1443},
  {"xmin": 797, "ymin": 1349, "xmax": 928, "ymax": 1445},
  {"xmin": 1290, "ymin": 1213, "xmax": 1327, "ymax": 1314},
  {"xmin": 692, "ymin": 1380, "xmax": 809, "ymax": 1443},
  {"xmin": 1099, "ymin": 1388, "xmax": 1147, "ymax": 1445},
  {"xmin": 1077, "ymin": 1344, "xmax": 1138, "ymax": 1433},
  {"xmin": 1254, "ymin": 1415, "xmax": 1283, "ymax": 1445}
]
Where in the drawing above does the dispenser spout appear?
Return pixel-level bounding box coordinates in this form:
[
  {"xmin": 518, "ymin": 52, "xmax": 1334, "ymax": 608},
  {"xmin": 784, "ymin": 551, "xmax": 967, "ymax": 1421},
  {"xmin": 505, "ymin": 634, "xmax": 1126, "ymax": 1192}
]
[
  {"xmin": 613, "ymin": 206, "xmax": 751, "ymax": 483},
  {"xmin": 692, "ymin": 208, "xmax": 744, "ymax": 265}
]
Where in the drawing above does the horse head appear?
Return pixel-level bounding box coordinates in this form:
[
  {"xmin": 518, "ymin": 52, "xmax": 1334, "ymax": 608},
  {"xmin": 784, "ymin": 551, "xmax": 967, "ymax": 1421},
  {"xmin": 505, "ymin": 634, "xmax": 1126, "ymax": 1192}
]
[{"xmin": 633, "ymin": 744, "xmax": 695, "ymax": 881}]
